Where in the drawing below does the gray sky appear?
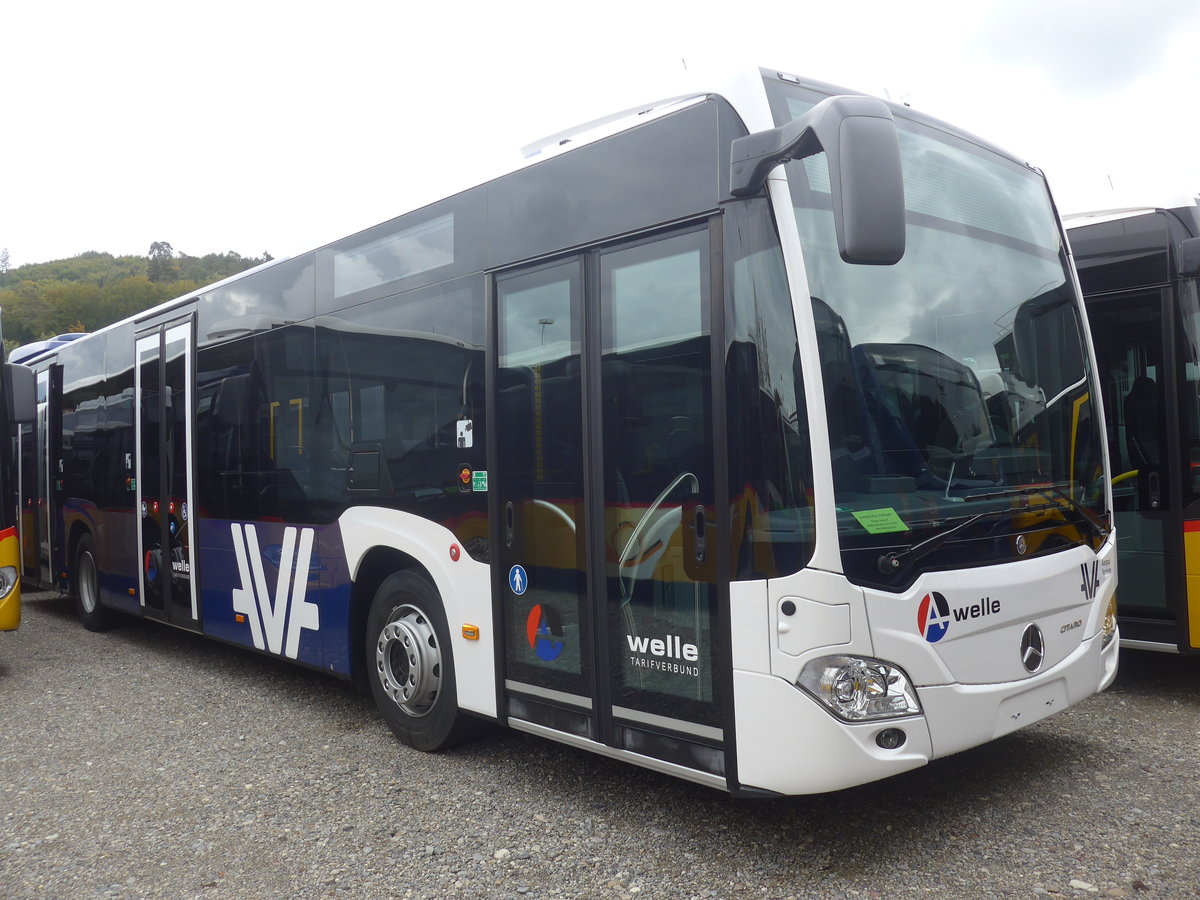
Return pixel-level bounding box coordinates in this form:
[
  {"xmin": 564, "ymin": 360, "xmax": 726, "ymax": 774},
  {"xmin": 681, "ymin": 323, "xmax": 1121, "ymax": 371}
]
[{"xmin": 3, "ymin": 0, "xmax": 1197, "ymax": 268}]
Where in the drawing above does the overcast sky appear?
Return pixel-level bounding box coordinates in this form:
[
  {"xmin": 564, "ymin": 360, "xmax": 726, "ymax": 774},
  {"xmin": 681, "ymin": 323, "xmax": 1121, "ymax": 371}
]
[{"xmin": 3, "ymin": 0, "xmax": 1198, "ymax": 268}]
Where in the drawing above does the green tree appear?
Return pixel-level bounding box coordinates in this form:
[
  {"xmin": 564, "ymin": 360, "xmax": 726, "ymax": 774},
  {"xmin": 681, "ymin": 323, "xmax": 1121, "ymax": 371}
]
[{"xmin": 147, "ymin": 241, "xmax": 178, "ymax": 283}]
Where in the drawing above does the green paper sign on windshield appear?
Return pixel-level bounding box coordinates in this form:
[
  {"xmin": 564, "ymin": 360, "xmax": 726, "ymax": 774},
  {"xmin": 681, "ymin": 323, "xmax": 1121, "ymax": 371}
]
[{"xmin": 851, "ymin": 507, "xmax": 909, "ymax": 535}]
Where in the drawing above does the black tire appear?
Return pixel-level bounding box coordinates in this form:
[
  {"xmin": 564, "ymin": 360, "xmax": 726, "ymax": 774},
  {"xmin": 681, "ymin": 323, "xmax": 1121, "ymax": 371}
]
[
  {"xmin": 73, "ymin": 534, "xmax": 119, "ymax": 632},
  {"xmin": 365, "ymin": 569, "xmax": 481, "ymax": 751}
]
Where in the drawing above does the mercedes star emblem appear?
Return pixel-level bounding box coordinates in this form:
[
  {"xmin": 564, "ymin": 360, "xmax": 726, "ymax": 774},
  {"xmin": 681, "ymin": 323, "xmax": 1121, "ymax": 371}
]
[{"xmin": 1020, "ymin": 623, "xmax": 1045, "ymax": 673}]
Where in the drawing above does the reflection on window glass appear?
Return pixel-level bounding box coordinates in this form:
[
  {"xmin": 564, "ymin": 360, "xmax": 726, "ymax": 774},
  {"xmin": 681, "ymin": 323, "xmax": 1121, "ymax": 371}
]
[
  {"xmin": 784, "ymin": 97, "xmax": 1060, "ymax": 252},
  {"xmin": 601, "ymin": 232, "xmax": 719, "ymax": 728},
  {"xmin": 334, "ymin": 213, "xmax": 454, "ymax": 298},
  {"xmin": 726, "ymin": 205, "xmax": 816, "ymax": 580},
  {"xmin": 499, "ymin": 279, "xmax": 576, "ymax": 367},
  {"xmin": 769, "ymin": 78, "xmax": 1105, "ymax": 587},
  {"xmin": 609, "ymin": 250, "xmax": 702, "ymax": 351}
]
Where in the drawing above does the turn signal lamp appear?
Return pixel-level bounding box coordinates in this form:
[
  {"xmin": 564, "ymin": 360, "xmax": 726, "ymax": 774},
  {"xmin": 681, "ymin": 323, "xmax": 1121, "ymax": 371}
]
[
  {"xmin": 1102, "ymin": 595, "xmax": 1117, "ymax": 648},
  {"xmin": 798, "ymin": 655, "xmax": 921, "ymax": 722},
  {"xmin": 462, "ymin": 624, "xmax": 480, "ymax": 640}
]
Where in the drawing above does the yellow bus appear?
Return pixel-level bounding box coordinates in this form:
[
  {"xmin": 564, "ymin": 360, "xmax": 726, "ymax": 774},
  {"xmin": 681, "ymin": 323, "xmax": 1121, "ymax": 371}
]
[
  {"xmin": 1068, "ymin": 202, "xmax": 1200, "ymax": 651},
  {"xmin": 0, "ymin": 336, "xmax": 36, "ymax": 630}
]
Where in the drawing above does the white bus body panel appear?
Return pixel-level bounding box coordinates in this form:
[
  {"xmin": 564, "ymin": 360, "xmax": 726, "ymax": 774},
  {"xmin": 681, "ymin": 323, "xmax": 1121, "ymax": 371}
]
[
  {"xmin": 338, "ymin": 507, "xmax": 497, "ymax": 719},
  {"xmin": 733, "ymin": 539, "xmax": 1118, "ymax": 795},
  {"xmin": 865, "ymin": 539, "xmax": 1116, "ymax": 688}
]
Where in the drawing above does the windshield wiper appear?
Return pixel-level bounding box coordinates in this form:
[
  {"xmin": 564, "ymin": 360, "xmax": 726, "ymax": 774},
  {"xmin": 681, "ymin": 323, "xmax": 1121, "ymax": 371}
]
[
  {"xmin": 876, "ymin": 484, "xmax": 1109, "ymax": 576},
  {"xmin": 965, "ymin": 483, "xmax": 1108, "ymax": 540},
  {"xmin": 876, "ymin": 505, "xmax": 1031, "ymax": 575}
]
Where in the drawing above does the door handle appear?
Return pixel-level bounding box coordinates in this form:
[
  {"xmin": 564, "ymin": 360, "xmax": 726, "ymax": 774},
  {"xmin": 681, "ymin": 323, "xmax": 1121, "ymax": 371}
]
[
  {"xmin": 505, "ymin": 501, "xmax": 515, "ymax": 548},
  {"xmin": 693, "ymin": 505, "xmax": 707, "ymax": 563},
  {"xmin": 1147, "ymin": 470, "xmax": 1161, "ymax": 510}
]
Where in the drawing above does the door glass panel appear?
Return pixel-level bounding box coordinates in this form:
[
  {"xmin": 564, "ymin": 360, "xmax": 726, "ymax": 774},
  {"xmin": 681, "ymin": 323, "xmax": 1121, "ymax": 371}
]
[
  {"xmin": 1089, "ymin": 292, "xmax": 1169, "ymax": 613},
  {"xmin": 497, "ymin": 263, "xmax": 590, "ymax": 699},
  {"xmin": 1178, "ymin": 281, "xmax": 1200, "ymax": 508},
  {"xmin": 164, "ymin": 326, "xmax": 197, "ymax": 621},
  {"xmin": 137, "ymin": 337, "xmax": 165, "ymax": 611},
  {"xmin": 135, "ymin": 322, "xmax": 197, "ymax": 624},
  {"xmin": 600, "ymin": 231, "xmax": 720, "ymax": 730},
  {"xmin": 35, "ymin": 372, "xmax": 50, "ymax": 583}
]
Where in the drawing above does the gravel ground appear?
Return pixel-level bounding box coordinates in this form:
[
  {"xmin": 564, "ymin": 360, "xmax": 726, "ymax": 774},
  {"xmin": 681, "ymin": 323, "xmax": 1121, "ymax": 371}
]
[{"xmin": 2, "ymin": 589, "xmax": 1198, "ymax": 900}]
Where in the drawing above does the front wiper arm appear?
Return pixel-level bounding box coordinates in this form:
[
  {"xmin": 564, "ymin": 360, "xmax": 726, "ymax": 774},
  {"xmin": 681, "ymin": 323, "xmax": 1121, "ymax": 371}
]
[
  {"xmin": 877, "ymin": 512, "xmax": 989, "ymax": 575},
  {"xmin": 876, "ymin": 498, "xmax": 1059, "ymax": 575}
]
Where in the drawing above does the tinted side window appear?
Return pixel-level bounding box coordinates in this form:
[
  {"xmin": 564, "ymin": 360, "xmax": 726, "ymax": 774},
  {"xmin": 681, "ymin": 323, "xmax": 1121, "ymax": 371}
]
[
  {"xmin": 725, "ymin": 203, "xmax": 815, "ymax": 579},
  {"xmin": 195, "ymin": 325, "xmax": 317, "ymax": 523},
  {"xmin": 315, "ymin": 276, "xmax": 489, "ymax": 557}
]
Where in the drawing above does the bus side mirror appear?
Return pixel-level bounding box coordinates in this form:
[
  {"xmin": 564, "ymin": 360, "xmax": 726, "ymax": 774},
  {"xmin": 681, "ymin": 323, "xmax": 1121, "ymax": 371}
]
[
  {"xmin": 5, "ymin": 363, "xmax": 35, "ymax": 425},
  {"xmin": 1180, "ymin": 237, "xmax": 1200, "ymax": 278},
  {"xmin": 729, "ymin": 95, "xmax": 906, "ymax": 266}
]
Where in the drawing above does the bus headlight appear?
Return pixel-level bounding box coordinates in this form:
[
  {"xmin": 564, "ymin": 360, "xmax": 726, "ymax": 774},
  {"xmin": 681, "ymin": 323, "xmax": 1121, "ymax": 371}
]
[
  {"xmin": 797, "ymin": 655, "xmax": 921, "ymax": 721},
  {"xmin": 0, "ymin": 566, "xmax": 17, "ymax": 600},
  {"xmin": 1102, "ymin": 594, "xmax": 1117, "ymax": 648}
]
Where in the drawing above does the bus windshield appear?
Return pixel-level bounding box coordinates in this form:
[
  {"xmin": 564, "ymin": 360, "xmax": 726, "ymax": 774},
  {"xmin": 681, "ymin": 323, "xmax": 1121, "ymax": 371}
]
[{"xmin": 767, "ymin": 81, "xmax": 1107, "ymax": 588}]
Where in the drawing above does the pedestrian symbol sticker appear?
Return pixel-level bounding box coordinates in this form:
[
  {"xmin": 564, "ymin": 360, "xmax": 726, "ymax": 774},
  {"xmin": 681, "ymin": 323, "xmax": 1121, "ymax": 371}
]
[{"xmin": 508, "ymin": 565, "xmax": 528, "ymax": 596}]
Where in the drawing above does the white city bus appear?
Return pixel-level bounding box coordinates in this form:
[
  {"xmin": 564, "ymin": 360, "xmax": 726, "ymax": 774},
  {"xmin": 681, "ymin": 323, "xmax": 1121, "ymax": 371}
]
[{"xmin": 22, "ymin": 67, "xmax": 1117, "ymax": 795}]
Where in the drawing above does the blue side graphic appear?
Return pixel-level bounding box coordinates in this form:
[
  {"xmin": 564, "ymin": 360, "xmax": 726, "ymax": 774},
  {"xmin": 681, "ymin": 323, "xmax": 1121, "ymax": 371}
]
[{"xmin": 199, "ymin": 518, "xmax": 352, "ymax": 675}]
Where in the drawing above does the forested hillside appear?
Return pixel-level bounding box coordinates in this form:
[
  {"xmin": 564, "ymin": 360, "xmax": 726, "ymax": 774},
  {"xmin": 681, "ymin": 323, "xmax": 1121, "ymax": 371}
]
[{"xmin": 0, "ymin": 242, "xmax": 271, "ymax": 350}]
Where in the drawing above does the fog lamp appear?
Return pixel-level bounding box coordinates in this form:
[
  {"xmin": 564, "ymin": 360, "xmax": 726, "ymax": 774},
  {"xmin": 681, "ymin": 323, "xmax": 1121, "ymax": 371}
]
[
  {"xmin": 875, "ymin": 727, "xmax": 907, "ymax": 750},
  {"xmin": 1102, "ymin": 594, "xmax": 1117, "ymax": 648},
  {"xmin": 797, "ymin": 655, "xmax": 921, "ymax": 722}
]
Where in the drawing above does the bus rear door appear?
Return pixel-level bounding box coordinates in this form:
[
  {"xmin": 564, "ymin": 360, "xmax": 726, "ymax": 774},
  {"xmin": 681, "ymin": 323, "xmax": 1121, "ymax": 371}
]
[{"xmin": 134, "ymin": 317, "xmax": 199, "ymax": 628}]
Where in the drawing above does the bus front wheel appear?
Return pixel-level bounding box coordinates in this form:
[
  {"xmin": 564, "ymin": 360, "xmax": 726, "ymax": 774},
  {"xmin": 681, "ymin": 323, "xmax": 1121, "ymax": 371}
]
[{"xmin": 365, "ymin": 570, "xmax": 479, "ymax": 751}]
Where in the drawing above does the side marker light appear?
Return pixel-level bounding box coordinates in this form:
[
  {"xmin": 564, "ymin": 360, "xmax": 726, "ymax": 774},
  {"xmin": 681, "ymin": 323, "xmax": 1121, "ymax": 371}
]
[{"xmin": 462, "ymin": 624, "xmax": 480, "ymax": 640}]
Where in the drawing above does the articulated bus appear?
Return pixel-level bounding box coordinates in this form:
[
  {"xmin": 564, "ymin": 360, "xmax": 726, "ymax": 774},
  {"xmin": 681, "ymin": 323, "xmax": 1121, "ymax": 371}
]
[
  {"xmin": 1067, "ymin": 202, "xmax": 1200, "ymax": 652},
  {"xmin": 18, "ymin": 68, "xmax": 1118, "ymax": 795}
]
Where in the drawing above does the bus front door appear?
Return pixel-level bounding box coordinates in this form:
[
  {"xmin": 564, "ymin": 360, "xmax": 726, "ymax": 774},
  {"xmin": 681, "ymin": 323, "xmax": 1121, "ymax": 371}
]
[
  {"xmin": 134, "ymin": 318, "xmax": 199, "ymax": 629},
  {"xmin": 494, "ymin": 226, "xmax": 727, "ymax": 782}
]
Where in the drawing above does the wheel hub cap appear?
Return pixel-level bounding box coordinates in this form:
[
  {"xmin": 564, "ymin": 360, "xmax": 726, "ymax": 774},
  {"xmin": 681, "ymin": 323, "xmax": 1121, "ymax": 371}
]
[{"xmin": 375, "ymin": 604, "xmax": 440, "ymax": 717}]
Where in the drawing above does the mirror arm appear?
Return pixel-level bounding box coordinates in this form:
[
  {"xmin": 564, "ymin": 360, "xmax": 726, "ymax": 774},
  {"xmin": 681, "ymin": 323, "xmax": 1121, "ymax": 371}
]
[{"xmin": 728, "ymin": 94, "xmax": 905, "ymax": 266}]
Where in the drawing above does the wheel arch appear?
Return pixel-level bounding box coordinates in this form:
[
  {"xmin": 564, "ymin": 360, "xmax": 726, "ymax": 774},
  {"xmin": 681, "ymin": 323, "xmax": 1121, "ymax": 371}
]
[
  {"xmin": 349, "ymin": 545, "xmax": 429, "ymax": 685},
  {"xmin": 339, "ymin": 506, "xmax": 498, "ymax": 719}
]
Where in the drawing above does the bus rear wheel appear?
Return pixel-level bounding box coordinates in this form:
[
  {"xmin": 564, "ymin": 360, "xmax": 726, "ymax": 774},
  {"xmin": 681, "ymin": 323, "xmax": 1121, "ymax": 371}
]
[
  {"xmin": 74, "ymin": 534, "xmax": 119, "ymax": 632},
  {"xmin": 365, "ymin": 570, "xmax": 479, "ymax": 751}
]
